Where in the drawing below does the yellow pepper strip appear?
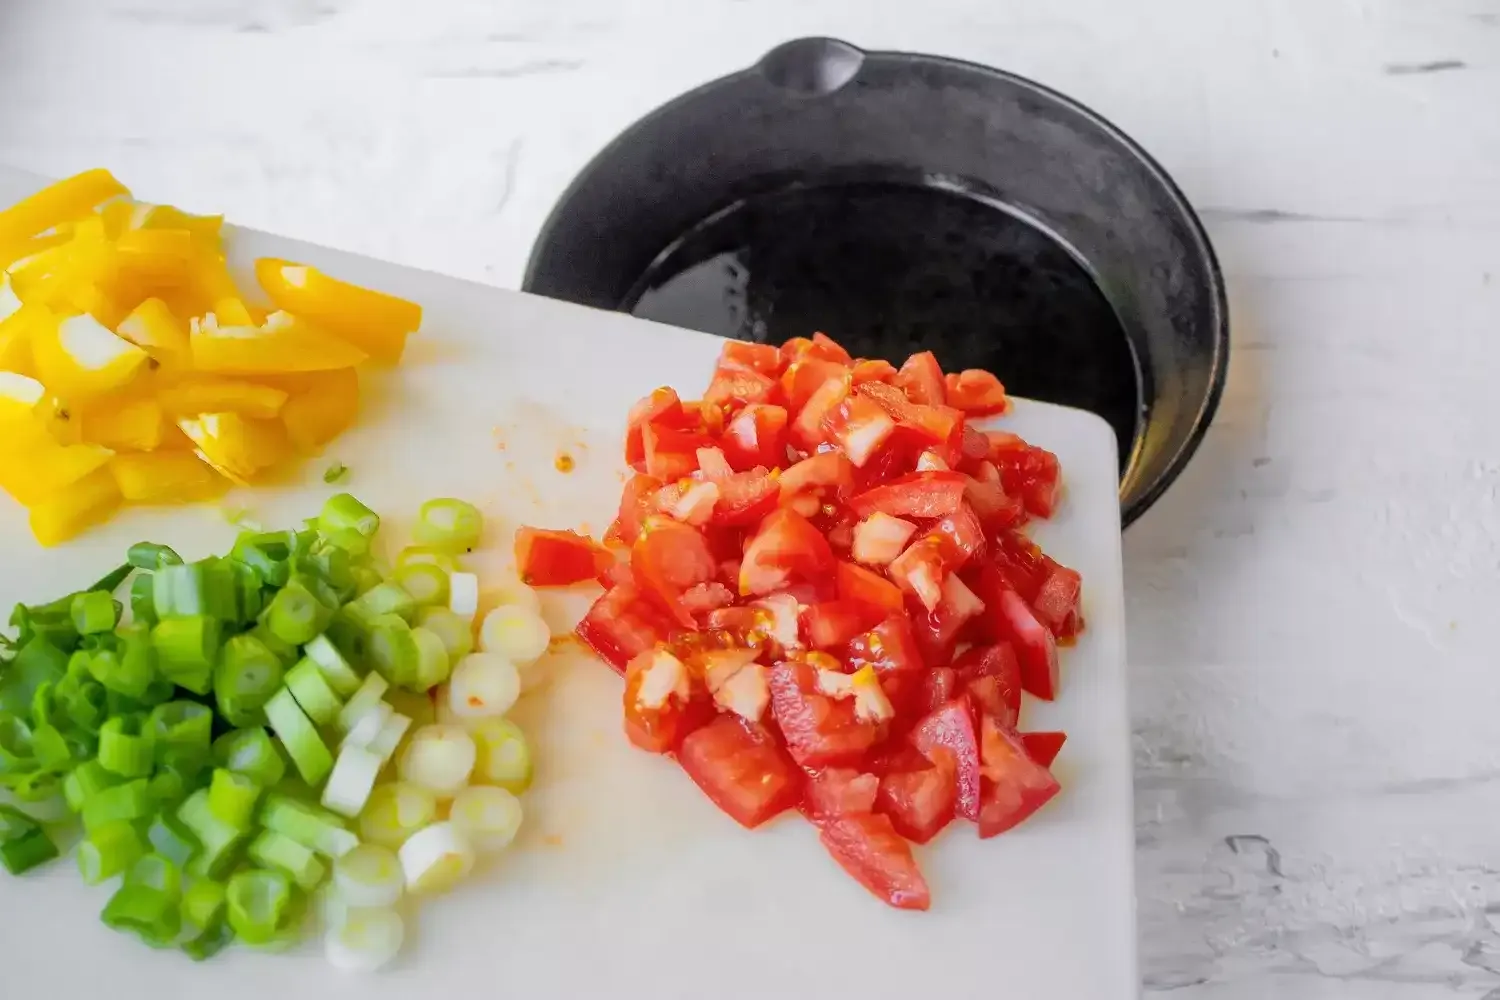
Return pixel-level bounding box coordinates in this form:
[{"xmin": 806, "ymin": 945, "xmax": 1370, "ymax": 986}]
[
  {"xmin": 254, "ymin": 258, "xmax": 421, "ymax": 364},
  {"xmin": 189, "ymin": 311, "xmax": 367, "ymax": 374},
  {"xmin": 37, "ymin": 393, "xmax": 81, "ymax": 445},
  {"xmin": 269, "ymin": 367, "xmax": 359, "ymax": 451},
  {"xmin": 0, "ymin": 371, "xmax": 46, "ymax": 425},
  {"xmin": 30, "ymin": 310, "xmax": 150, "ymax": 401},
  {"xmin": 0, "ymin": 169, "xmax": 127, "ymax": 252},
  {"xmin": 116, "ymin": 297, "xmax": 190, "ymax": 368},
  {"xmin": 28, "ymin": 465, "xmax": 122, "ymax": 547},
  {"xmin": 80, "ymin": 395, "xmax": 170, "ymax": 451},
  {"xmin": 0, "ymin": 280, "xmax": 36, "ymax": 376},
  {"xmin": 178, "ymin": 412, "xmax": 291, "ymax": 484},
  {"xmin": 0, "ymin": 232, "xmax": 70, "ymax": 274},
  {"xmin": 6, "ymin": 242, "xmax": 72, "ymax": 300},
  {"xmin": 60, "ymin": 281, "xmax": 130, "ymax": 330},
  {"xmin": 133, "ymin": 204, "xmax": 224, "ymax": 243},
  {"xmin": 157, "ymin": 376, "xmax": 288, "ymax": 420},
  {"xmin": 109, "ymin": 450, "xmax": 227, "ymax": 503},
  {"xmin": 0, "ymin": 432, "xmax": 114, "ymax": 507},
  {"xmin": 112, "ymin": 228, "xmax": 194, "ymax": 286}
]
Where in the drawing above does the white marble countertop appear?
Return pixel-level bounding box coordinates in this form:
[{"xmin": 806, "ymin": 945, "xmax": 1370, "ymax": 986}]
[{"xmin": 4, "ymin": 0, "xmax": 1499, "ymax": 995}]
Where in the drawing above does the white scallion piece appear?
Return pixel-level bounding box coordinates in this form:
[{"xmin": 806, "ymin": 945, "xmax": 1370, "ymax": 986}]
[
  {"xmin": 368, "ymin": 712, "xmax": 413, "ymax": 762},
  {"xmin": 449, "ymin": 785, "xmax": 523, "ymax": 853},
  {"xmin": 324, "ymin": 906, "xmax": 404, "ymax": 973},
  {"xmin": 341, "ymin": 700, "xmax": 394, "ymax": 752},
  {"xmin": 336, "ymin": 672, "xmax": 390, "ymax": 735},
  {"xmin": 304, "ymin": 634, "xmax": 361, "ymax": 698},
  {"xmin": 467, "ymin": 717, "xmax": 533, "ymax": 793},
  {"xmin": 322, "ymin": 745, "xmax": 384, "ymax": 818},
  {"xmin": 359, "ymin": 782, "xmax": 437, "ymax": 850},
  {"xmin": 447, "ymin": 572, "xmax": 480, "ymax": 620},
  {"xmin": 415, "ymin": 606, "xmax": 474, "ymax": 662},
  {"xmin": 488, "ymin": 575, "xmax": 542, "ymax": 615},
  {"xmin": 447, "ymin": 652, "xmax": 521, "ymax": 720},
  {"xmin": 333, "ymin": 844, "xmax": 404, "ymax": 908},
  {"xmin": 479, "ymin": 605, "xmax": 551, "ymax": 690},
  {"xmin": 398, "ymin": 821, "xmax": 475, "ymax": 895},
  {"xmin": 409, "ymin": 626, "xmax": 452, "ymax": 691},
  {"xmin": 397, "ymin": 724, "xmax": 476, "ymax": 797}
]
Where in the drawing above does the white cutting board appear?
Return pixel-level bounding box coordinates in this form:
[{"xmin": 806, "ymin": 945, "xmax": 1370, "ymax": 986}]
[{"xmin": 0, "ymin": 168, "xmax": 1135, "ymax": 998}]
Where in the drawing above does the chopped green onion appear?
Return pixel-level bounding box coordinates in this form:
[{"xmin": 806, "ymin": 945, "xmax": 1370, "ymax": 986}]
[
  {"xmin": 322, "ymin": 744, "xmax": 383, "ymax": 818},
  {"xmin": 264, "ymin": 688, "xmax": 333, "ymax": 785},
  {"xmin": 89, "ymin": 623, "xmax": 157, "ymax": 699},
  {"xmin": 183, "ymin": 919, "xmax": 234, "ymax": 961},
  {"xmin": 397, "ymin": 545, "xmax": 458, "ymax": 572},
  {"xmin": 343, "ymin": 700, "xmax": 393, "ymax": 751},
  {"xmin": 323, "ymin": 462, "xmax": 349, "ymax": 484},
  {"xmin": 285, "ymin": 657, "xmax": 343, "ymax": 725},
  {"xmin": 448, "ymin": 571, "xmax": 480, "ymax": 620},
  {"xmin": 81, "ymin": 777, "xmax": 153, "ymax": 831},
  {"xmin": 146, "ymin": 700, "xmax": 213, "ymax": 759},
  {"xmin": 448, "ymin": 652, "xmax": 519, "ymax": 719},
  {"xmin": 358, "ymin": 781, "xmax": 436, "ymax": 849},
  {"xmin": 415, "ymin": 606, "xmax": 474, "ymax": 662},
  {"xmin": 409, "ymin": 626, "xmax": 452, "ymax": 692},
  {"xmin": 350, "ymin": 564, "xmax": 383, "ymax": 597},
  {"xmin": 302, "ymin": 635, "xmax": 360, "ymax": 697},
  {"xmin": 0, "ymin": 637, "xmax": 69, "ymax": 718},
  {"xmin": 318, "ymin": 493, "xmax": 379, "ymax": 544},
  {"xmin": 63, "ymin": 759, "xmax": 118, "ymax": 812},
  {"xmin": 394, "ymin": 563, "xmax": 449, "ymax": 608},
  {"xmin": 264, "ymin": 577, "xmax": 332, "ymax": 646},
  {"xmin": 177, "ymin": 788, "xmax": 247, "ymax": 879},
  {"xmin": 151, "ymin": 615, "xmax": 221, "ymax": 695},
  {"xmin": 88, "ymin": 562, "xmax": 135, "ymax": 595},
  {"xmin": 324, "ymin": 905, "xmax": 404, "ymax": 972},
  {"xmin": 213, "ymin": 633, "xmax": 284, "ymax": 727},
  {"xmin": 368, "ymin": 712, "xmax": 413, "ymax": 762},
  {"xmin": 351, "ymin": 581, "xmax": 417, "ymax": 623},
  {"xmin": 101, "ymin": 881, "xmax": 180, "ymax": 946},
  {"xmin": 226, "ymin": 868, "xmax": 295, "ymax": 946},
  {"xmin": 398, "ymin": 820, "xmax": 474, "ymax": 895},
  {"xmin": 212, "ymin": 727, "xmax": 287, "ymax": 787},
  {"xmin": 127, "ymin": 541, "xmax": 182, "ymax": 570},
  {"xmin": 56, "ymin": 675, "xmax": 108, "ymax": 733},
  {"xmin": 208, "ymin": 768, "xmax": 262, "ymax": 829},
  {"xmin": 469, "ymin": 716, "xmax": 533, "ymax": 793},
  {"xmin": 248, "ymin": 829, "xmax": 327, "ymax": 890},
  {"xmin": 450, "ymin": 785, "xmax": 524, "ymax": 852},
  {"xmin": 336, "ymin": 672, "xmax": 390, "ymax": 735},
  {"xmin": 2, "ymin": 774, "xmax": 70, "ymax": 822},
  {"xmin": 0, "ymin": 804, "xmax": 58, "ymax": 874},
  {"xmin": 197, "ymin": 556, "xmax": 241, "ymax": 623},
  {"xmin": 152, "ymin": 562, "xmax": 206, "ymax": 619},
  {"xmin": 0, "ymin": 713, "xmax": 35, "ymax": 775},
  {"xmin": 368, "ymin": 614, "xmax": 419, "ymax": 688},
  {"xmin": 98, "ymin": 714, "xmax": 155, "ymax": 777},
  {"xmin": 129, "ymin": 573, "xmax": 157, "ymax": 627},
  {"xmin": 179, "ymin": 879, "xmax": 230, "ymax": 959},
  {"xmin": 397, "ymin": 724, "xmax": 475, "ymax": 797},
  {"xmin": 412, "ymin": 498, "xmax": 483, "ymax": 552},
  {"xmin": 78, "ymin": 819, "xmax": 147, "ymax": 884},
  {"xmin": 332, "ymin": 842, "xmax": 403, "ymax": 907},
  {"xmin": 248, "ymin": 620, "xmax": 299, "ymax": 667},
  {"xmin": 70, "ymin": 590, "xmax": 118, "ymax": 635},
  {"xmin": 326, "ymin": 603, "xmax": 377, "ymax": 668},
  {"xmin": 261, "ymin": 793, "xmax": 357, "ymax": 858},
  {"xmin": 127, "ymin": 851, "xmax": 184, "ymax": 895},
  {"xmin": 146, "ymin": 813, "xmax": 201, "ymax": 867},
  {"xmin": 231, "ymin": 560, "xmax": 265, "ymax": 623}
]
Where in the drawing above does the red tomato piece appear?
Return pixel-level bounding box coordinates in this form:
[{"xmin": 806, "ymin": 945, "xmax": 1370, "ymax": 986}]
[
  {"xmin": 960, "ymin": 423, "xmax": 990, "ymax": 461},
  {"xmin": 918, "ymin": 667, "xmax": 960, "ymax": 717},
  {"xmin": 894, "ymin": 351, "xmax": 946, "ymax": 406},
  {"xmin": 877, "ymin": 749, "xmax": 957, "ymax": 844},
  {"xmin": 1032, "ymin": 562, "xmax": 1083, "ymax": 637},
  {"xmin": 678, "ymin": 715, "xmax": 802, "ymax": 829},
  {"xmin": 800, "ymin": 767, "xmax": 880, "ymax": 820},
  {"xmin": 631, "ymin": 519, "xmax": 719, "ymax": 628},
  {"xmin": 782, "ymin": 332, "xmax": 854, "ymax": 366},
  {"xmin": 789, "ymin": 370, "xmax": 851, "ymax": 452},
  {"xmin": 781, "ymin": 359, "xmax": 848, "ymax": 415},
  {"xmin": 930, "ymin": 501, "xmax": 986, "ymax": 570},
  {"xmin": 694, "ymin": 446, "xmax": 734, "ymax": 481},
  {"xmin": 614, "ymin": 474, "xmax": 665, "ymax": 546},
  {"xmin": 910, "ymin": 698, "xmax": 982, "ymax": 822},
  {"xmin": 710, "ymin": 468, "xmax": 780, "ymax": 526},
  {"xmin": 964, "ymin": 472, "xmax": 1028, "ymax": 533},
  {"xmin": 977, "ymin": 715, "xmax": 1061, "ymax": 838},
  {"xmin": 655, "ymin": 478, "xmax": 720, "ymax": 526},
  {"xmin": 844, "ymin": 616, "xmax": 926, "ymax": 677},
  {"xmin": 621, "ymin": 648, "xmax": 707, "ymax": 753},
  {"xmin": 680, "ymin": 581, "xmax": 736, "ymax": 618},
  {"xmin": 817, "ymin": 812, "xmax": 930, "ymax": 911},
  {"xmin": 888, "ymin": 536, "xmax": 946, "ymax": 612},
  {"xmin": 778, "ymin": 451, "xmax": 853, "ymax": 514},
  {"xmin": 989, "ymin": 530, "xmax": 1051, "ymax": 600},
  {"xmin": 642, "ymin": 423, "xmax": 712, "ymax": 481},
  {"xmin": 740, "ymin": 508, "xmax": 836, "ymax": 597},
  {"xmin": 908, "ymin": 574, "xmax": 988, "ymax": 667},
  {"xmin": 849, "ymin": 471, "xmax": 967, "ymax": 519},
  {"xmin": 1020, "ymin": 731, "xmax": 1067, "ymax": 768},
  {"xmin": 821, "ymin": 394, "xmax": 897, "ymax": 468},
  {"xmin": 721, "ymin": 403, "xmax": 789, "ymax": 472},
  {"xmin": 703, "ymin": 365, "xmax": 777, "ymax": 410},
  {"xmin": 514, "ymin": 527, "xmax": 614, "ymax": 586},
  {"xmin": 718, "ymin": 339, "xmax": 784, "ymax": 376},
  {"xmin": 850, "ymin": 511, "xmax": 918, "ymax": 566},
  {"xmin": 575, "ymin": 583, "xmax": 677, "ymax": 674},
  {"xmin": 802, "ymin": 599, "xmax": 887, "ymax": 649},
  {"xmin": 768, "ymin": 659, "xmax": 883, "ymax": 768},
  {"xmin": 968, "ymin": 563, "xmax": 1059, "ymax": 700},
  {"xmin": 944, "ymin": 369, "xmax": 1009, "ymax": 415},
  {"xmin": 625, "ymin": 386, "xmax": 685, "ymax": 469},
  {"xmin": 988, "ymin": 433, "xmax": 1063, "ymax": 518},
  {"xmin": 850, "ymin": 358, "xmax": 898, "ymax": 385},
  {"xmin": 834, "ymin": 560, "xmax": 904, "ymax": 614},
  {"xmin": 953, "ymin": 643, "xmax": 1023, "ymax": 730}
]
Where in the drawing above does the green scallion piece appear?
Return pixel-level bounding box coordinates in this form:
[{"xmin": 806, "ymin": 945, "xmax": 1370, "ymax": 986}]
[
  {"xmin": 126, "ymin": 851, "xmax": 183, "ymax": 896},
  {"xmin": 213, "ymin": 634, "xmax": 285, "ymax": 727},
  {"xmin": 351, "ymin": 581, "xmax": 416, "ymax": 623},
  {"xmin": 151, "ymin": 615, "xmax": 221, "ymax": 695},
  {"xmin": 323, "ymin": 462, "xmax": 348, "ymax": 484},
  {"xmin": 0, "ymin": 713, "xmax": 35, "ymax": 776},
  {"xmin": 146, "ymin": 813, "xmax": 201, "ymax": 867},
  {"xmin": 177, "ymin": 789, "xmax": 247, "ymax": 879},
  {"xmin": 152, "ymin": 562, "xmax": 207, "ymax": 620},
  {"xmin": 70, "ymin": 590, "xmax": 118, "ymax": 635},
  {"xmin": 263, "ymin": 688, "xmax": 332, "ymax": 785},
  {"xmin": 350, "ymin": 564, "xmax": 383, "ymax": 597},
  {"xmin": 264, "ymin": 577, "xmax": 332, "ymax": 646},
  {"xmin": 284, "ymin": 658, "xmax": 343, "ymax": 726},
  {"xmin": 182, "ymin": 919, "xmax": 234, "ymax": 961},
  {"xmin": 197, "ymin": 557, "xmax": 240, "ymax": 624},
  {"xmin": 248, "ymin": 620, "xmax": 299, "ymax": 667},
  {"xmin": 225, "ymin": 868, "xmax": 294, "ymax": 946},
  {"xmin": 248, "ymin": 829, "xmax": 327, "ymax": 890},
  {"xmin": 0, "ymin": 805, "xmax": 59, "ymax": 874},
  {"xmin": 301, "ymin": 635, "xmax": 361, "ymax": 698},
  {"xmin": 207, "ymin": 768, "xmax": 262, "ymax": 830},
  {"xmin": 179, "ymin": 879, "xmax": 230, "ymax": 960},
  {"xmin": 0, "ymin": 637, "xmax": 68, "ymax": 719},
  {"xmin": 231, "ymin": 560, "xmax": 265, "ymax": 623},
  {"xmin": 146, "ymin": 700, "xmax": 213, "ymax": 759},
  {"xmin": 88, "ymin": 562, "xmax": 134, "ymax": 595},
  {"xmin": 127, "ymin": 542, "xmax": 182, "ymax": 570},
  {"xmin": 412, "ymin": 497, "xmax": 483, "ymax": 552},
  {"xmin": 410, "ymin": 625, "xmax": 452, "ymax": 692},
  {"xmin": 212, "ymin": 727, "xmax": 287, "ymax": 788},
  {"xmin": 394, "ymin": 562, "xmax": 449, "ymax": 608},
  {"xmin": 326, "ymin": 603, "xmax": 377, "ymax": 668},
  {"xmin": 56, "ymin": 675, "xmax": 108, "ymax": 733},
  {"xmin": 260, "ymin": 793, "xmax": 357, "ymax": 858},
  {"xmin": 368, "ymin": 613, "xmax": 419, "ymax": 688},
  {"xmin": 98, "ymin": 714, "xmax": 155, "ymax": 777},
  {"xmin": 78, "ymin": 819, "xmax": 147, "ymax": 884},
  {"xmin": 63, "ymin": 759, "xmax": 119, "ymax": 813},
  {"xmin": 318, "ymin": 492, "xmax": 379, "ymax": 541},
  {"xmin": 129, "ymin": 573, "xmax": 157, "ymax": 627},
  {"xmin": 29, "ymin": 723, "xmax": 71, "ymax": 769},
  {"xmin": 101, "ymin": 880, "xmax": 180, "ymax": 947},
  {"xmin": 397, "ymin": 545, "xmax": 459, "ymax": 572},
  {"xmin": 81, "ymin": 777, "xmax": 153, "ymax": 831}
]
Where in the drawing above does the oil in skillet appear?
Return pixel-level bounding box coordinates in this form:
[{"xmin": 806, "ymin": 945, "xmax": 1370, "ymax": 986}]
[{"xmin": 626, "ymin": 182, "xmax": 1142, "ymax": 473}]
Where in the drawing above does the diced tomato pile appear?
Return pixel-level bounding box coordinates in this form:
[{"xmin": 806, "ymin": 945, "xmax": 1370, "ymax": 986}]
[{"xmin": 516, "ymin": 332, "xmax": 1083, "ymax": 911}]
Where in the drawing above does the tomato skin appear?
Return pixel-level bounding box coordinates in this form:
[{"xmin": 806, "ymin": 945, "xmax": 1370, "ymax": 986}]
[
  {"xmin": 976, "ymin": 715, "xmax": 1061, "ymax": 838},
  {"xmin": 849, "ymin": 471, "xmax": 967, "ymax": 519},
  {"xmin": 907, "ymin": 575, "xmax": 987, "ymax": 667},
  {"xmin": 963, "ymin": 472, "xmax": 1028, "ymax": 533},
  {"xmin": 678, "ymin": 715, "xmax": 802, "ymax": 829},
  {"xmin": 782, "ymin": 332, "xmax": 853, "ymax": 366},
  {"xmin": 625, "ymin": 386, "xmax": 686, "ymax": 469},
  {"xmin": 740, "ymin": 508, "xmax": 836, "ymax": 597},
  {"xmin": 1032, "ymin": 562, "xmax": 1083, "ymax": 637},
  {"xmin": 953, "ymin": 643, "xmax": 1023, "ymax": 730},
  {"xmin": 575, "ymin": 583, "xmax": 677, "ymax": 674},
  {"xmin": 910, "ymin": 698, "xmax": 982, "ymax": 822},
  {"xmin": 877, "ymin": 749, "xmax": 957, "ymax": 844},
  {"xmin": 1020, "ymin": 731, "xmax": 1067, "ymax": 768},
  {"xmin": 642, "ymin": 422, "xmax": 712, "ymax": 481},
  {"xmin": 631, "ymin": 519, "xmax": 720, "ymax": 628},
  {"xmin": 988, "ymin": 433, "xmax": 1063, "ymax": 518},
  {"xmin": 515, "ymin": 527, "xmax": 615, "ymax": 586},
  {"xmin": 944, "ymin": 369, "xmax": 1009, "ymax": 415},
  {"xmin": 789, "ymin": 369, "xmax": 851, "ymax": 452},
  {"xmin": 931, "ymin": 501, "xmax": 986, "ymax": 571},
  {"xmin": 718, "ymin": 339, "xmax": 784, "ymax": 377},
  {"xmin": 843, "ymin": 616, "xmax": 926, "ymax": 676},
  {"xmin": 968, "ymin": 563, "xmax": 1059, "ymax": 700},
  {"xmin": 894, "ymin": 351, "xmax": 946, "ymax": 406},
  {"xmin": 768, "ymin": 659, "xmax": 883, "ymax": 768},
  {"xmin": 614, "ymin": 474, "xmax": 665, "ymax": 546},
  {"xmin": 835, "ymin": 560, "xmax": 905, "ymax": 614},
  {"xmin": 800, "ymin": 767, "xmax": 880, "ymax": 820},
  {"xmin": 850, "ymin": 358, "xmax": 898, "ymax": 385},
  {"xmin": 818, "ymin": 811, "xmax": 931, "ymax": 911},
  {"xmin": 704, "ymin": 365, "xmax": 777, "ymax": 410},
  {"xmin": 721, "ymin": 403, "xmax": 789, "ymax": 472},
  {"xmin": 918, "ymin": 667, "xmax": 961, "ymax": 717},
  {"xmin": 802, "ymin": 599, "xmax": 888, "ymax": 649}
]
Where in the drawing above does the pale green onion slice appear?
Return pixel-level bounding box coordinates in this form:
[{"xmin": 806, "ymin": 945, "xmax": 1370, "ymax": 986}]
[
  {"xmin": 264, "ymin": 688, "xmax": 333, "ymax": 785},
  {"xmin": 449, "ymin": 785, "xmax": 523, "ymax": 853},
  {"xmin": 479, "ymin": 606, "xmax": 551, "ymax": 691},
  {"xmin": 468, "ymin": 717, "xmax": 533, "ymax": 794},
  {"xmin": 325, "ymin": 906, "xmax": 404, "ymax": 973},
  {"xmin": 341, "ymin": 700, "xmax": 393, "ymax": 752},
  {"xmin": 304, "ymin": 635, "xmax": 361, "ymax": 698},
  {"xmin": 414, "ymin": 606, "xmax": 474, "ymax": 662},
  {"xmin": 487, "ymin": 575, "xmax": 541, "ymax": 615},
  {"xmin": 333, "ymin": 844, "xmax": 403, "ymax": 908},
  {"xmin": 447, "ymin": 572, "xmax": 479, "ymax": 620},
  {"xmin": 336, "ymin": 672, "xmax": 390, "ymax": 735},
  {"xmin": 397, "ymin": 724, "xmax": 475, "ymax": 797},
  {"xmin": 409, "ymin": 626, "xmax": 451, "ymax": 691},
  {"xmin": 368, "ymin": 712, "xmax": 412, "ymax": 762},
  {"xmin": 322, "ymin": 744, "xmax": 384, "ymax": 818},
  {"xmin": 394, "ymin": 563, "xmax": 448, "ymax": 608},
  {"xmin": 411, "ymin": 498, "xmax": 482, "ymax": 552},
  {"xmin": 398, "ymin": 821, "xmax": 474, "ymax": 895},
  {"xmin": 358, "ymin": 782, "xmax": 436, "ymax": 850},
  {"xmin": 447, "ymin": 652, "xmax": 520, "ymax": 720}
]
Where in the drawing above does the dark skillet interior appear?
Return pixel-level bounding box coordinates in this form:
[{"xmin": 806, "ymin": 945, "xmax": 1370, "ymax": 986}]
[{"xmin": 523, "ymin": 38, "xmax": 1228, "ymax": 525}]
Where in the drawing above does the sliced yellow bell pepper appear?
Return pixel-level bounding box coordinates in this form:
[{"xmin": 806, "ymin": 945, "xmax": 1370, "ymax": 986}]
[
  {"xmin": 115, "ymin": 297, "xmax": 190, "ymax": 368},
  {"xmin": 178, "ymin": 412, "xmax": 291, "ymax": 484},
  {"xmin": 0, "ymin": 279, "xmax": 36, "ymax": 375},
  {"xmin": 254, "ymin": 258, "xmax": 421, "ymax": 364},
  {"xmin": 133, "ymin": 204, "xmax": 224, "ymax": 243},
  {"xmin": 28, "ymin": 465, "xmax": 122, "ymax": 547},
  {"xmin": 157, "ymin": 376, "xmax": 288, "ymax": 419},
  {"xmin": 37, "ymin": 393, "xmax": 82, "ymax": 445},
  {"xmin": 60, "ymin": 281, "xmax": 130, "ymax": 330},
  {"xmin": 1, "ymin": 232, "xmax": 70, "ymax": 274},
  {"xmin": 267, "ymin": 367, "xmax": 360, "ymax": 451},
  {"xmin": 0, "ymin": 431, "xmax": 114, "ymax": 507},
  {"xmin": 6, "ymin": 242, "xmax": 72, "ymax": 300},
  {"xmin": 108, "ymin": 228, "xmax": 195, "ymax": 289},
  {"xmin": 109, "ymin": 450, "xmax": 227, "ymax": 503},
  {"xmin": 189, "ymin": 311, "xmax": 366, "ymax": 374},
  {"xmin": 80, "ymin": 395, "xmax": 170, "ymax": 451},
  {"xmin": 30, "ymin": 310, "xmax": 149, "ymax": 401},
  {"xmin": 0, "ymin": 371, "xmax": 46, "ymax": 425},
  {"xmin": 0, "ymin": 169, "xmax": 127, "ymax": 252}
]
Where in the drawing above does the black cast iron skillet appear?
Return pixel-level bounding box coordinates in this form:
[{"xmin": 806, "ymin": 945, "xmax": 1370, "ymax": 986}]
[{"xmin": 523, "ymin": 37, "xmax": 1229, "ymax": 526}]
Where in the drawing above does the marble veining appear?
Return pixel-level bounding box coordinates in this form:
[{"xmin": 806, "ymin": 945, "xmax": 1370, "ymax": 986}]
[{"xmin": 3, "ymin": 0, "xmax": 1500, "ymax": 995}]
